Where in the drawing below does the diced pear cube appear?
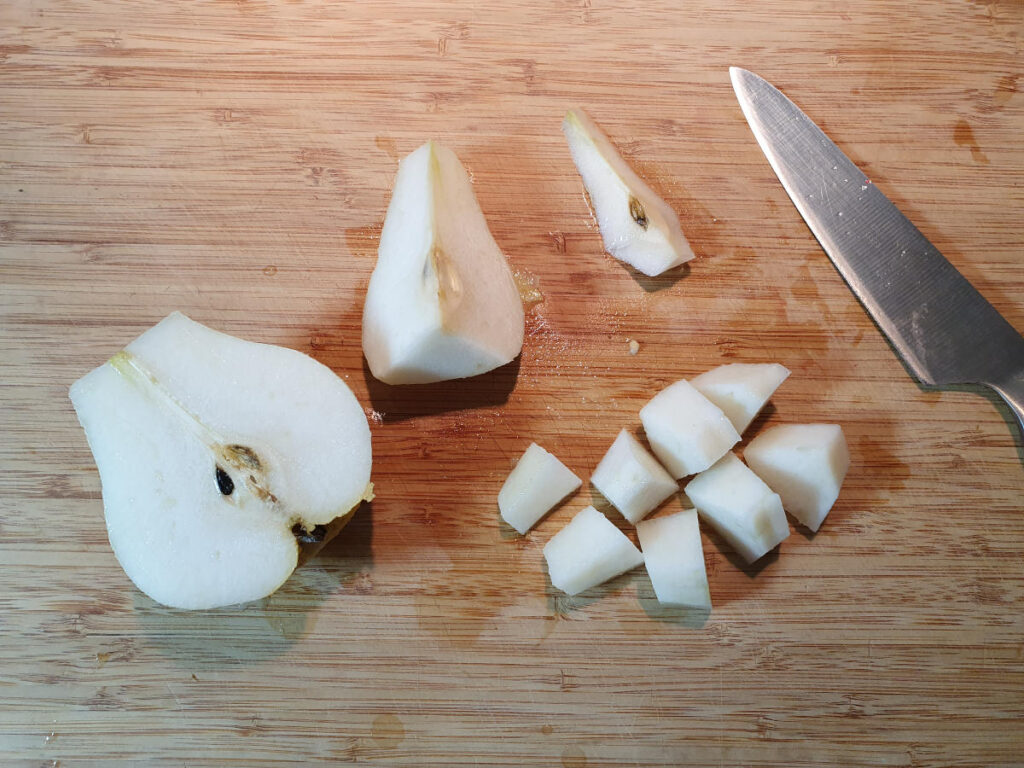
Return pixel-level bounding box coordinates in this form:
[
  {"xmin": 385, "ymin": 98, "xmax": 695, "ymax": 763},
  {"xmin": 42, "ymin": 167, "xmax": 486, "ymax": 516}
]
[
  {"xmin": 636, "ymin": 508, "xmax": 711, "ymax": 609},
  {"xmin": 543, "ymin": 506, "xmax": 644, "ymax": 596},
  {"xmin": 591, "ymin": 429, "xmax": 678, "ymax": 524},
  {"xmin": 498, "ymin": 443, "xmax": 582, "ymax": 535},
  {"xmin": 640, "ymin": 379, "xmax": 740, "ymax": 478},
  {"xmin": 744, "ymin": 424, "xmax": 849, "ymax": 532},
  {"xmin": 684, "ymin": 453, "xmax": 789, "ymax": 563}
]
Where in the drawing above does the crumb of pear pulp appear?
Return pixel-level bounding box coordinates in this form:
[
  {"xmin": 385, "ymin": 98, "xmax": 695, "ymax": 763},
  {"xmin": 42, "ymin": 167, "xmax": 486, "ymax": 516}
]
[{"xmin": 628, "ymin": 339, "xmax": 640, "ymax": 355}]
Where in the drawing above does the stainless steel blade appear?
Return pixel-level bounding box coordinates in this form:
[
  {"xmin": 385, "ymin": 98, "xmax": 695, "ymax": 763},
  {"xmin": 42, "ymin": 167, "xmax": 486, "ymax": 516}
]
[{"xmin": 730, "ymin": 67, "xmax": 1024, "ymax": 436}]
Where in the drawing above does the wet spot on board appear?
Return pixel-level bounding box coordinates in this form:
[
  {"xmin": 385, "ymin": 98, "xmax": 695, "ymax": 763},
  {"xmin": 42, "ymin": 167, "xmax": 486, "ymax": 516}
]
[
  {"xmin": 561, "ymin": 746, "xmax": 587, "ymax": 768},
  {"xmin": 374, "ymin": 136, "xmax": 399, "ymax": 161},
  {"xmin": 263, "ymin": 604, "xmax": 316, "ymax": 641},
  {"xmin": 953, "ymin": 120, "xmax": 990, "ymax": 164},
  {"xmin": 513, "ymin": 269, "xmax": 544, "ymax": 309},
  {"xmin": 371, "ymin": 714, "xmax": 405, "ymax": 749},
  {"xmin": 994, "ymin": 73, "xmax": 1019, "ymax": 107},
  {"xmin": 541, "ymin": 724, "xmax": 554, "ymax": 735},
  {"xmin": 414, "ymin": 562, "xmax": 519, "ymax": 648}
]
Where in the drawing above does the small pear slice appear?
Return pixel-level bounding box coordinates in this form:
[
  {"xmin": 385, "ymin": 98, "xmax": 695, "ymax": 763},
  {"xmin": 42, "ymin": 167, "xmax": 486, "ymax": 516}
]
[
  {"xmin": 69, "ymin": 312, "xmax": 373, "ymax": 610},
  {"xmin": 690, "ymin": 363, "xmax": 790, "ymax": 435},
  {"xmin": 562, "ymin": 108, "xmax": 695, "ymax": 277},
  {"xmin": 362, "ymin": 141, "xmax": 525, "ymax": 384}
]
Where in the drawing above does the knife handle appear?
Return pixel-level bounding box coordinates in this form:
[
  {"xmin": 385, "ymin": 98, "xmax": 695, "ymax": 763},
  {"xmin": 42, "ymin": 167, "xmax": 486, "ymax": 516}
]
[{"xmin": 990, "ymin": 370, "xmax": 1024, "ymax": 441}]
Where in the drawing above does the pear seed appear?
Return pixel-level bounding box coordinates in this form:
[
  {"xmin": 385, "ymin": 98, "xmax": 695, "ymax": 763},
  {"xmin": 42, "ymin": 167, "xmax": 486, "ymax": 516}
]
[
  {"xmin": 628, "ymin": 196, "xmax": 649, "ymax": 230},
  {"xmin": 215, "ymin": 466, "xmax": 234, "ymax": 496},
  {"xmin": 292, "ymin": 523, "xmax": 327, "ymax": 545}
]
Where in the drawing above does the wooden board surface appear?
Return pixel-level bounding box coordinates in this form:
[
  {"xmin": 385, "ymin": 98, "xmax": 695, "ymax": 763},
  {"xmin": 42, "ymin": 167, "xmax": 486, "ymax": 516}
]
[{"xmin": 2, "ymin": 1, "xmax": 1023, "ymax": 765}]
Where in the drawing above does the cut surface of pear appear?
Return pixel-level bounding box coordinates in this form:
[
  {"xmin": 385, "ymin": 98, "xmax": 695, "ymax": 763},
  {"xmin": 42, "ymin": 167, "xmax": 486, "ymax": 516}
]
[
  {"xmin": 590, "ymin": 429, "xmax": 678, "ymax": 524},
  {"xmin": 543, "ymin": 506, "xmax": 644, "ymax": 596},
  {"xmin": 636, "ymin": 508, "xmax": 711, "ymax": 609},
  {"xmin": 744, "ymin": 424, "xmax": 850, "ymax": 532},
  {"xmin": 690, "ymin": 363, "xmax": 790, "ymax": 435},
  {"xmin": 70, "ymin": 312, "xmax": 373, "ymax": 610},
  {"xmin": 362, "ymin": 140, "xmax": 524, "ymax": 384},
  {"xmin": 562, "ymin": 108, "xmax": 695, "ymax": 277},
  {"xmin": 684, "ymin": 453, "xmax": 789, "ymax": 563},
  {"xmin": 639, "ymin": 379, "xmax": 740, "ymax": 479},
  {"xmin": 498, "ymin": 442, "xmax": 582, "ymax": 534}
]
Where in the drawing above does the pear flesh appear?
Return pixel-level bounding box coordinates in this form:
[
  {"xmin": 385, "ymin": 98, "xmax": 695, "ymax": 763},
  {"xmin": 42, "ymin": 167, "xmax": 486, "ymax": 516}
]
[
  {"xmin": 639, "ymin": 379, "xmax": 741, "ymax": 479},
  {"xmin": 544, "ymin": 506, "xmax": 645, "ymax": 596},
  {"xmin": 744, "ymin": 424, "xmax": 850, "ymax": 532},
  {"xmin": 562, "ymin": 108, "xmax": 695, "ymax": 277},
  {"xmin": 636, "ymin": 508, "xmax": 711, "ymax": 609},
  {"xmin": 498, "ymin": 442, "xmax": 582, "ymax": 535},
  {"xmin": 69, "ymin": 312, "xmax": 373, "ymax": 610},
  {"xmin": 690, "ymin": 363, "xmax": 790, "ymax": 435},
  {"xmin": 362, "ymin": 141, "xmax": 525, "ymax": 385},
  {"xmin": 684, "ymin": 453, "xmax": 789, "ymax": 563},
  {"xmin": 590, "ymin": 429, "xmax": 678, "ymax": 525}
]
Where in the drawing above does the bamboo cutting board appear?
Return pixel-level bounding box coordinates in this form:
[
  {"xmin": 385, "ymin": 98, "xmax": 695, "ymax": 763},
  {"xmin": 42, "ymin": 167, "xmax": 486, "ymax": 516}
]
[{"xmin": 2, "ymin": 1, "xmax": 1023, "ymax": 766}]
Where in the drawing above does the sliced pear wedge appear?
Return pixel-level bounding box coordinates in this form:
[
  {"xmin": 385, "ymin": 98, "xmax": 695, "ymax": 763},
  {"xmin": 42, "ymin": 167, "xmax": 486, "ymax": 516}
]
[
  {"xmin": 562, "ymin": 108, "xmax": 695, "ymax": 277},
  {"xmin": 362, "ymin": 141, "xmax": 525, "ymax": 384},
  {"xmin": 70, "ymin": 312, "xmax": 373, "ymax": 610}
]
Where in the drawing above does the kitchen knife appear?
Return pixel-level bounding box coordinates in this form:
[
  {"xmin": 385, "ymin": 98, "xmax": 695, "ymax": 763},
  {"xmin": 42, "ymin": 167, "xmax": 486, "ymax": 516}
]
[{"xmin": 730, "ymin": 67, "xmax": 1024, "ymax": 440}]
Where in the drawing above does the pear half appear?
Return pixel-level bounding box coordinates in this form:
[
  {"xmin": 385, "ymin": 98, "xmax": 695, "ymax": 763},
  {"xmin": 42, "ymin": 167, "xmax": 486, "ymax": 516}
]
[
  {"xmin": 362, "ymin": 141, "xmax": 525, "ymax": 384},
  {"xmin": 69, "ymin": 312, "xmax": 373, "ymax": 610},
  {"xmin": 562, "ymin": 108, "xmax": 695, "ymax": 277}
]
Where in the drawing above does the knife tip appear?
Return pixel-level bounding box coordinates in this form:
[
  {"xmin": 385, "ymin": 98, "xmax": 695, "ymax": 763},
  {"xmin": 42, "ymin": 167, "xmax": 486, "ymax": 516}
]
[
  {"xmin": 729, "ymin": 67, "xmax": 751, "ymax": 98},
  {"xmin": 729, "ymin": 66, "xmax": 753, "ymax": 85}
]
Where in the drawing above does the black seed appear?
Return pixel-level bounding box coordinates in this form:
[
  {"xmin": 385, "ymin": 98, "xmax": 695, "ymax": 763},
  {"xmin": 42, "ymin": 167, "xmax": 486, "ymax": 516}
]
[
  {"xmin": 628, "ymin": 196, "xmax": 649, "ymax": 229},
  {"xmin": 215, "ymin": 466, "xmax": 234, "ymax": 495},
  {"xmin": 292, "ymin": 523, "xmax": 327, "ymax": 545}
]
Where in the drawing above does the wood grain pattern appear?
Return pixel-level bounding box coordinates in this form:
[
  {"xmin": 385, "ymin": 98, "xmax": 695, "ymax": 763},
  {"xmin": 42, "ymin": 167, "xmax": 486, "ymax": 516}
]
[{"xmin": 1, "ymin": 0, "xmax": 1022, "ymax": 765}]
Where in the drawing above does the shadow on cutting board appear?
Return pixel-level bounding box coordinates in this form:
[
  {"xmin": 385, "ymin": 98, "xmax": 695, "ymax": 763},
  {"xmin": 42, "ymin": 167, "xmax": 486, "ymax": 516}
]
[
  {"xmin": 544, "ymin": 567, "xmax": 637, "ymax": 617},
  {"xmin": 634, "ymin": 570, "xmax": 711, "ymax": 630},
  {"xmin": 361, "ymin": 355, "xmax": 520, "ymax": 422},
  {"xmin": 622, "ymin": 261, "xmax": 691, "ymax": 294},
  {"xmin": 132, "ymin": 500, "xmax": 374, "ymax": 668}
]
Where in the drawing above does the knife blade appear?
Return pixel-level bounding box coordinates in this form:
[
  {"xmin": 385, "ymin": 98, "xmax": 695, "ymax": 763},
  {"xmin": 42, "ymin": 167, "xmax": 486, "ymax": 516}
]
[{"xmin": 730, "ymin": 67, "xmax": 1024, "ymax": 439}]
